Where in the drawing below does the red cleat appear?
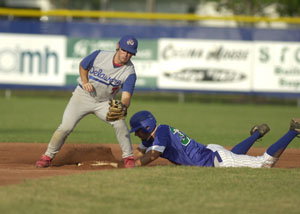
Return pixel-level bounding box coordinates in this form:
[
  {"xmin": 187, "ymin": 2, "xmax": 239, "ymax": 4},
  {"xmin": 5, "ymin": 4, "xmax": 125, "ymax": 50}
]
[
  {"xmin": 124, "ymin": 156, "xmax": 135, "ymax": 168},
  {"xmin": 35, "ymin": 154, "xmax": 52, "ymax": 168}
]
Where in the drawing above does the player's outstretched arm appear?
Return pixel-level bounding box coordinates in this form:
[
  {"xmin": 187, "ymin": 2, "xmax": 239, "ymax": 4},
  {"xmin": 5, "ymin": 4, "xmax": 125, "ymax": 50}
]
[
  {"xmin": 134, "ymin": 147, "xmax": 146, "ymax": 159},
  {"xmin": 135, "ymin": 150, "xmax": 161, "ymax": 167},
  {"xmin": 121, "ymin": 91, "xmax": 132, "ymax": 108}
]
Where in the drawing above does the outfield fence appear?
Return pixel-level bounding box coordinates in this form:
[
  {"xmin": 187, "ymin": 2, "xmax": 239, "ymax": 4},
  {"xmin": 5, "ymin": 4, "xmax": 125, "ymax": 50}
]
[
  {"xmin": 1, "ymin": 8, "xmax": 300, "ymax": 24},
  {"xmin": 0, "ymin": 8, "xmax": 300, "ymax": 100}
]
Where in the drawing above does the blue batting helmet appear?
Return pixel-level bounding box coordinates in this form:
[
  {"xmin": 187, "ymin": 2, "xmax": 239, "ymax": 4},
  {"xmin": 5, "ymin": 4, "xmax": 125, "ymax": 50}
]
[
  {"xmin": 129, "ymin": 111, "xmax": 157, "ymax": 133},
  {"xmin": 119, "ymin": 35, "xmax": 138, "ymax": 55}
]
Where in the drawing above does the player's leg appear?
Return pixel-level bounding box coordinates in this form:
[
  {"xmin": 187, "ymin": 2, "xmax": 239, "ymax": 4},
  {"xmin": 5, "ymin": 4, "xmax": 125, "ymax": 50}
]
[
  {"xmin": 111, "ymin": 120, "xmax": 134, "ymax": 157},
  {"xmin": 45, "ymin": 93, "xmax": 93, "ymax": 157},
  {"xmin": 208, "ymin": 144, "xmax": 278, "ymax": 168},
  {"xmin": 94, "ymin": 101, "xmax": 134, "ymax": 168},
  {"xmin": 212, "ymin": 118, "xmax": 299, "ymax": 168},
  {"xmin": 231, "ymin": 124, "xmax": 270, "ymax": 154},
  {"xmin": 36, "ymin": 89, "xmax": 92, "ymax": 167},
  {"xmin": 265, "ymin": 118, "xmax": 299, "ymax": 159}
]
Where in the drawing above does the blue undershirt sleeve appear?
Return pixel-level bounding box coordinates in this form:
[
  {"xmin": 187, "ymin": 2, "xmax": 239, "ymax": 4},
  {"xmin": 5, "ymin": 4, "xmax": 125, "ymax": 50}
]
[
  {"xmin": 122, "ymin": 73, "xmax": 137, "ymax": 95},
  {"xmin": 80, "ymin": 50, "xmax": 101, "ymax": 70}
]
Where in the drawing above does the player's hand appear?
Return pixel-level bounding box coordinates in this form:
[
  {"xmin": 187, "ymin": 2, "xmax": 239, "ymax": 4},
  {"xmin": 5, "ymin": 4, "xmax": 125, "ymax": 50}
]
[{"xmin": 82, "ymin": 82, "xmax": 94, "ymax": 92}]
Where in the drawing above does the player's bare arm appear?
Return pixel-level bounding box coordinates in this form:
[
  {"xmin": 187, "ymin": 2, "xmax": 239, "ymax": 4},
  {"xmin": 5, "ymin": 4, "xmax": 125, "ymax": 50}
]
[
  {"xmin": 79, "ymin": 65, "xmax": 94, "ymax": 92},
  {"xmin": 135, "ymin": 150, "xmax": 161, "ymax": 167},
  {"xmin": 134, "ymin": 147, "xmax": 146, "ymax": 159},
  {"xmin": 121, "ymin": 91, "xmax": 132, "ymax": 108}
]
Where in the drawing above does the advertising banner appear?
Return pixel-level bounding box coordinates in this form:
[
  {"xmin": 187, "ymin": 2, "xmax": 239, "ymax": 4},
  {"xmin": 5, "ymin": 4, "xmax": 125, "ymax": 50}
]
[
  {"xmin": 158, "ymin": 39, "xmax": 253, "ymax": 91},
  {"xmin": 0, "ymin": 33, "xmax": 66, "ymax": 86},
  {"xmin": 0, "ymin": 32, "xmax": 299, "ymax": 96},
  {"xmin": 253, "ymin": 42, "xmax": 300, "ymax": 93}
]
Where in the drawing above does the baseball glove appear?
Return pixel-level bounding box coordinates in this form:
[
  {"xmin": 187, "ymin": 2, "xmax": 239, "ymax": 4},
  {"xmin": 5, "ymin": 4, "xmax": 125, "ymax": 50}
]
[{"xmin": 106, "ymin": 99, "xmax": 127, "ymax": 121}]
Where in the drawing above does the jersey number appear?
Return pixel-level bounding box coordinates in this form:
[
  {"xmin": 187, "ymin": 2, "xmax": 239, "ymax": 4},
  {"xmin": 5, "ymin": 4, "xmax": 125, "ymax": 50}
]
[
  {"xmin": 111, "ymin": 87, "xmax": 119, "ymax": 94},
  {"xmin": 170, "ymin": 127, "xmax": 191, "ymax": 146}
]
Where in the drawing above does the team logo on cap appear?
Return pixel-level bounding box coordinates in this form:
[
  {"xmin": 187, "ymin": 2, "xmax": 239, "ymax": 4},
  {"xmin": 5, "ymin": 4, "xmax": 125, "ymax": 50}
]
[{"xmin": 127, "ymin": 39, "xmax": 135, "ymax": 46}]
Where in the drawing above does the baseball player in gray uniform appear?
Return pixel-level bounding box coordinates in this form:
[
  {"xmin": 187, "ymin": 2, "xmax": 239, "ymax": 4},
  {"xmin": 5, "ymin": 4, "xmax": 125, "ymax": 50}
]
[{"xmin": 36, "ymin": 35, "xmax": 138, "ymax": 168}]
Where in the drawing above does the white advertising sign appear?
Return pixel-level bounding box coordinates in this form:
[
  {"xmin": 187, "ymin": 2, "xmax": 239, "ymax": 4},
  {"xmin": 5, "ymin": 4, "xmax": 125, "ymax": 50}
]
[
  {"xmin": 0, "ymin": 33, "xmax": 66, "ymax": 86},
  {"xmin": 253, "ymin": 42, "xmax": 300, "ymax": 93},
  {"xmin": 158, "ymin": 39, "xmax": 253, "ymax": 91},
  {"xmin": 0, "ymin": 33, "xmax": 299, "ymax": 95}
]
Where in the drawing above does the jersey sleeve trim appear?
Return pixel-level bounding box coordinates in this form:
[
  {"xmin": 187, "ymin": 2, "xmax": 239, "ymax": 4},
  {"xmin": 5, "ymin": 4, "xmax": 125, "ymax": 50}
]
[
  {"xmin": 138, "ymin": 143, "xmax": 147, "ymax": 150},
  {"xmin": 146, "ymin": 145, "xmax": 165, "ymax": 153}
]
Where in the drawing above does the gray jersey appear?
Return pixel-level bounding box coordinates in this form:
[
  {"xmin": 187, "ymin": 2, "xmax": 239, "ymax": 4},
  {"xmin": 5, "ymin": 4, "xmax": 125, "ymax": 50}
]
[{"xmin": 77, "ymin": 50, "xmax": 136, "ymax": 102}]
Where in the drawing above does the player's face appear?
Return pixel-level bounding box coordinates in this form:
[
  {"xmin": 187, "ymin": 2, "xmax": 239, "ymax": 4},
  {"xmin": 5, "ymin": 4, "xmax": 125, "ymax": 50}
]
[
  {"xmin": 135, "ymin": 129, "xmax": 149, "ymax": 141},
  {"xmin": 115, "ymin": 46, "xmax": 133, "ymax": 65}
]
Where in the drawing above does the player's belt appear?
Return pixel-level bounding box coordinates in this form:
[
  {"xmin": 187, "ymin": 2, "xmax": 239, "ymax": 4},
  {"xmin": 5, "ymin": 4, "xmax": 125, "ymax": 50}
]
[
  {"xmin": 214, "ymin": 152, "xmax": 223, "ymax": 163},
  {"xmin": 78, "ymin": 84, "xmax": 83, "ymax": 89}
]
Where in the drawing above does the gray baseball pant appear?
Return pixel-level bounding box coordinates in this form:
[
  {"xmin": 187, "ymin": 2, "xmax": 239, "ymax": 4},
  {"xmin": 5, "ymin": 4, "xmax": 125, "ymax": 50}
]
[{"xmin": 44, "ymin": 89, "xmax": 133, "ymax": 159}]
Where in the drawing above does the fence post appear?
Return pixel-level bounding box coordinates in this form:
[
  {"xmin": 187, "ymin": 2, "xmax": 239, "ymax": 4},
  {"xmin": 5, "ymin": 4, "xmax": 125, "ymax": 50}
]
[
  {"xmin": 178, "ymin": 92, "xmax": 185, "ymax": 103},
  {"xmin": 5, "ymin": 89, "xmax": 11, "ymax": 99}
]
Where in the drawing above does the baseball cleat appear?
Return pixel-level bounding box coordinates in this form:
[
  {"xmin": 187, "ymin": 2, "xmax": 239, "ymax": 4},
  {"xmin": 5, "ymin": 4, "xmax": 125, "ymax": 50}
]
[
  {"xmin": 124, "ymin": 156, "xmax": 135, "ymax": 168},
  {"xmin": 35, "ymin": 154, "xmax": 52, "ymax": 168},
  {"xmin": 290, "ymin": 118, "xmax": 300, "ymax": 136},
  {"xmin": 250, "ymin": 123, "xmax": 270, "ymax": 139}
]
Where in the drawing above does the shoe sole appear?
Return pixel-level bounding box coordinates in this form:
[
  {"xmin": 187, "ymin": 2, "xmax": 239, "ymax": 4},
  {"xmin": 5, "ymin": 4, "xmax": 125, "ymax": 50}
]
[
  {"xmin": 250, "ymin": 124, "xmax": 270, "ymax": 138},
  {"xmin": 291, "ymin": 118, "xmax": 300, "ymax": 133}
]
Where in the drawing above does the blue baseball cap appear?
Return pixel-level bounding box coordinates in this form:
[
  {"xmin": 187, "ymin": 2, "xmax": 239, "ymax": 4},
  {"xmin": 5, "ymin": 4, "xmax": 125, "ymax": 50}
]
[{"xmin": 119, "ymin": 35, "xmax": 138, "ymax": 55}]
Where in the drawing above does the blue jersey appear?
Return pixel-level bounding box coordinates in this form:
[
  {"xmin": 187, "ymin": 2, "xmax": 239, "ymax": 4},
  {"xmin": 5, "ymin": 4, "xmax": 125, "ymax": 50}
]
[{"xmin": 139, "ymin": 125, "xmax": 216, "ymax": 167}]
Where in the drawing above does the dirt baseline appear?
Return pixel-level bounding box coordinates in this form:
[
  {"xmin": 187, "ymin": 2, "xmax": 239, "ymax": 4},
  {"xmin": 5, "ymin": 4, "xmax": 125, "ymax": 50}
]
[{"xmin": 0, "ymin": 143, "xmax": 300, "ymax": 186}]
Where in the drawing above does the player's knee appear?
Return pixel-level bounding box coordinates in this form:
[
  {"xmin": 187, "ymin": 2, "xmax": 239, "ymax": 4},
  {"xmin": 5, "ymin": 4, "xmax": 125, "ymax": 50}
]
[
  {"xmin": 111, "ymin": 119, "xmax": 125, "ymax": 128},
  {"xmin": 57, "ymin": 124, "xmax": 74, "ymax": 135},
  {"xmin": 112, "ymin": 120, "xmax": 129, "ymax": 132}
]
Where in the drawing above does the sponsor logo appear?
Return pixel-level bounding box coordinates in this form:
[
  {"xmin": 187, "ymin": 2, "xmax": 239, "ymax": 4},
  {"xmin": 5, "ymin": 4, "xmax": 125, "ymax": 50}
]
[
  {"xmin": 0, "ymin": 47, "xmax": 59, "ymax": 74},
  {"xmin": 206, "ymin": 46, "xmax": 249, "ymax": 61},
  {"xmin": 71, "ymin": 39, "xmax": 115, "ymax": 57},
  {"xmin": 162, "ymin": 43, "xmax": 250, "ymax": 61},
  {"xmin": 127, "ymin": 39, "xmax": 135, "ymax": 46},
  {"xmin": 162, "ymin": 44, "xmax": 203, "ymax": 60},
  {"xmin": 0, "ymin": 49, "xmax": 18, "ymax": 72},
  {"xmin": 163, "ymin": 68, "xmax": 246, "ymax": 83},
  {"xmin": 89, "ymin": 67, "xmax": 121, "ymax": 86},
  {"xmin": 161, "ymin": 44, "xmax": 249, "ymax": 61}
]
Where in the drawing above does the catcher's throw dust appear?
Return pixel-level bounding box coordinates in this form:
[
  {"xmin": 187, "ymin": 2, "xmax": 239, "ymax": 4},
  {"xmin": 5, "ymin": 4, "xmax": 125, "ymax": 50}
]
[{"xmin": 35, "ymin": 35, "xmax": 138, "ymax": 169}]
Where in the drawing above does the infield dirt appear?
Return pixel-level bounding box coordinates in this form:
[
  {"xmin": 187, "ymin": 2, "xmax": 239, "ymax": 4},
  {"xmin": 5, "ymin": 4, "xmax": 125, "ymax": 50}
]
[{"xmin": 0, "ymin": 143, "xmax": 300, "ymax": 186}]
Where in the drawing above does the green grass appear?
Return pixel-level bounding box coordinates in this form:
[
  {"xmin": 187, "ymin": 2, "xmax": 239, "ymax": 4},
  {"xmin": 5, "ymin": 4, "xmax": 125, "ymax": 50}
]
[
  {"xmin": 0, "ymin": 167, "xmax": 299, "ymax": 214},
  {"xmin": 1, "ymin": 94, "xmax": 300, "ymax": 214},
  {"xmin": 0, "ymin": 95, "xmax": 299, "ymax": 147}
]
